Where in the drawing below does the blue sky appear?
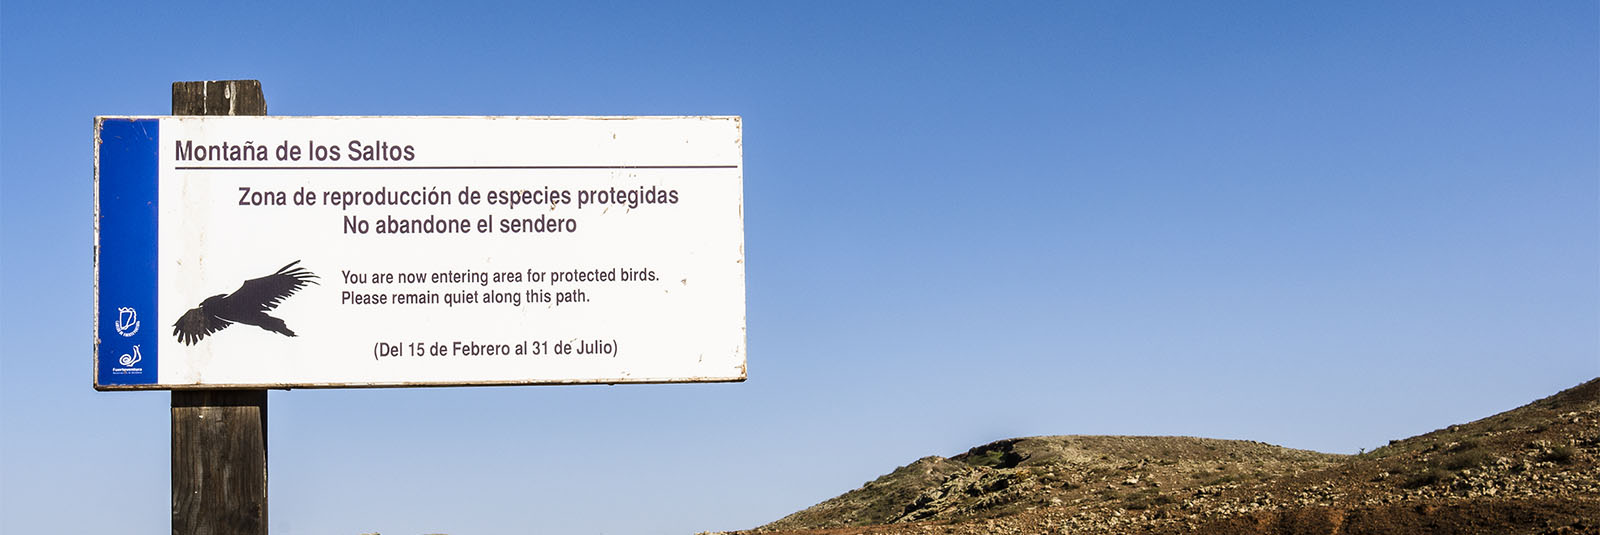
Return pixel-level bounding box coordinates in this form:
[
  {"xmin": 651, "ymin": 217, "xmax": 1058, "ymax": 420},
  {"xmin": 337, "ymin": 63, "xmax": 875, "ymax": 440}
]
[{"xmin": 2, "ymin": 2, "xmax": 1596, "ymax": 534}]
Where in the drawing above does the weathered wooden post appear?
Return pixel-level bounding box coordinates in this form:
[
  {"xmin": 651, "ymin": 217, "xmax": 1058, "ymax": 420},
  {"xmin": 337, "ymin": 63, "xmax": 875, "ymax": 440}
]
[{"xmin": 169, "ymin": 80, "xmax": 270, "ymax": 535}]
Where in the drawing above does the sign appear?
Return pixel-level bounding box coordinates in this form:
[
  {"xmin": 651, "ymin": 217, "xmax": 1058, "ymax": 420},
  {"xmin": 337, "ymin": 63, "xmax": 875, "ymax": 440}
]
[{"xmin": 95, "ymin": 116, "xmax": 744, "ymax": 389}]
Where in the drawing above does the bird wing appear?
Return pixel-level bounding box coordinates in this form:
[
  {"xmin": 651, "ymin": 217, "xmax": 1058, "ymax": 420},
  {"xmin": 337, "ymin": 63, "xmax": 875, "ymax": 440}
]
[
  {"xmin": 225, "ymin": 260, "xmax": 319, "ymax": 313},
  {"xmin": 172, "ymin": 306, "xmax": 233, "ymax": 345}
]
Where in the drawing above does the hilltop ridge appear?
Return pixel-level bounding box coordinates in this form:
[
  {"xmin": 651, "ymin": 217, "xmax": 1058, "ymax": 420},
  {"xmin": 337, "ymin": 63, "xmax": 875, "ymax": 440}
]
[{"xmin": 719, "ymin": 377, "xmax": 1599, "ymax": 535}]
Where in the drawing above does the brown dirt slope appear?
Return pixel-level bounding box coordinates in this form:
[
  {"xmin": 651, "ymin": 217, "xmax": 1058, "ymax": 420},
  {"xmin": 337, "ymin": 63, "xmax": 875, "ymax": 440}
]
[{"xmin": 719, "ymin": 377, "xmax": 1599, "ymax": 535}]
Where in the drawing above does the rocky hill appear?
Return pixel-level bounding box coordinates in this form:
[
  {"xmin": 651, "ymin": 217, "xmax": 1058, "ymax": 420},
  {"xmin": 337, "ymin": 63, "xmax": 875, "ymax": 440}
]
[{"xmin": 717, "ymin": 377, "xmax": 1599, "ymax": 535}]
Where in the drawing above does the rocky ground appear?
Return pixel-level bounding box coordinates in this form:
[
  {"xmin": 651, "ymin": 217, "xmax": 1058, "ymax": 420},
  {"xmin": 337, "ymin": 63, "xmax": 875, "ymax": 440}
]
[{"xmin": 708, "ymin": 378, "xmax": 1599, "ymax": 535}]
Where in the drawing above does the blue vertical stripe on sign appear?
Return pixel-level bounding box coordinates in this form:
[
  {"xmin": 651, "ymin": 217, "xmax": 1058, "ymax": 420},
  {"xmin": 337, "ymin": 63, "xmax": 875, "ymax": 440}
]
[{"xmin": 97, "ymin": 118, "xmax": 160, "ymax": 386}]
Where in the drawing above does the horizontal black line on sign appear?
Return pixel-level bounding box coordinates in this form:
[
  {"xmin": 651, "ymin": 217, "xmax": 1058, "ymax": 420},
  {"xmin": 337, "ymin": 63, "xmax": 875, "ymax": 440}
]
[{"xmin": 174, "ymin": 165, "xmax": 739, "ymax": 170}]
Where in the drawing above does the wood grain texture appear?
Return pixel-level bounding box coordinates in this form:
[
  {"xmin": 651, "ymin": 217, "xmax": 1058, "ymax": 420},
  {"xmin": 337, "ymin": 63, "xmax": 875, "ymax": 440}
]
[
  {"xmin": 172, "ymin": 80, "xmax": 266, "ymax": 116},
  {"xmin": 172, "ymin": 390, "xmax": 268, "ymax": 535},
  {"xmin": 171, "ymin": 79, "xmax": 269, "ymax": 535}
]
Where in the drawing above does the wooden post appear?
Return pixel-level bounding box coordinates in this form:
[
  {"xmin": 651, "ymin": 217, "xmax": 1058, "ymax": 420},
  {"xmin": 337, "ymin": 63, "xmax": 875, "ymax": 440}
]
[
  {"xmin": 172, "ymin": 79, "xmax": 268, "ymax": 117},
  {"xmin": 171, "ymin": 80, "xmax": 269, "ymax": 535}
]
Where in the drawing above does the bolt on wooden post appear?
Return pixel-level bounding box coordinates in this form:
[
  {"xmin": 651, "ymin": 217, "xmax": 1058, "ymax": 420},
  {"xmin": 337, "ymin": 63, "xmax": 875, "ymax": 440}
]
[{"xmin": 170, "ymin": 80, "xmax": 270, "ymax": 535}]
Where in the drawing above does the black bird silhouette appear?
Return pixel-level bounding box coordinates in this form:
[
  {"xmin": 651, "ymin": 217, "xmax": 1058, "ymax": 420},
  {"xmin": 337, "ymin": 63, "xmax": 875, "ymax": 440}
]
[{"xmin": 172, "ymin": 261, "xmax": 318, "ymax": 345}]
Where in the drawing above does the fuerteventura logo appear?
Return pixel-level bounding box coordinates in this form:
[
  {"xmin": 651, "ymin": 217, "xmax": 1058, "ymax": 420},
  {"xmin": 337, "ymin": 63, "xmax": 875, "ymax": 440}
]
[{"xmin": 112, "ymin": 345, "xmax": 144, "ymax": 374}]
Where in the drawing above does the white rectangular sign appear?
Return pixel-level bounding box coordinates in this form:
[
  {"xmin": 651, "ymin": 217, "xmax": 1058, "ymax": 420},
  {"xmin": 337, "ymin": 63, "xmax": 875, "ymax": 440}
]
[{"xmin": 95, "ymin": 116, "xmax": 744, "ymax": 389}]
